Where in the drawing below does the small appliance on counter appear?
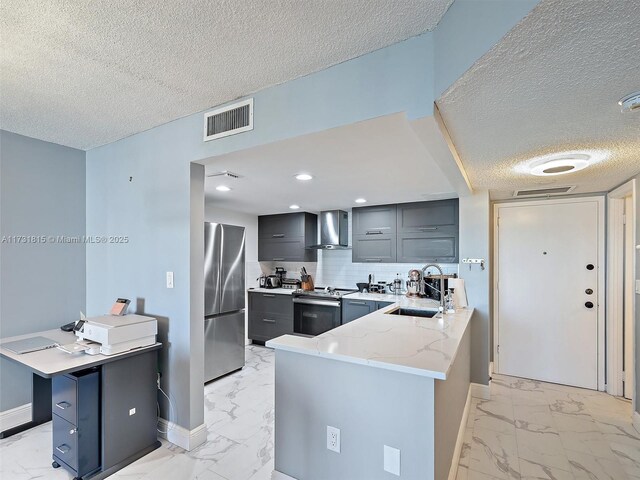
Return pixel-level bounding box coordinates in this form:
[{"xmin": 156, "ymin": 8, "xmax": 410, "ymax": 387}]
[
  {"xmin": 406, "ymin": 269, "xmax": 422, "ymax": 297},
  {"xmin": 258, "ymin": 274, "xmax": 268, "ymax": 288},
  {"xmin": 265, "ymin": 275, "xmax": 282, "ymax": 289},
  {"xmin": 423, "ymin": 274, "xmax": 457, "ymax": 301},
  {"xmin": 282, "ymin": 278, "xmax": 302, "ymax": 290},
  {"xmin": 388, "ymin": 274, "xmax": 405, "ymax": 295}
]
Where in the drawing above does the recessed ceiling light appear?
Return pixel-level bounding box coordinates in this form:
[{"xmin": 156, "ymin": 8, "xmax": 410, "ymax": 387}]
[
  {"xmin": 355, "ymin": 198, "xmax": 367, "ymax": 204},
  {"xmin": 618, "ymin": 91, "xmax": 640, "ymax": 112},
  {"xmin": 289, "ymin": 204, "xmax": 300, "ymax": 210},
  {"xmin": 216, "ymin": 185, "xmax": 231, "ymax": 192},
  {"xmin": 295, "ymin": 173, "xmax": 313, "ymax": 181}
]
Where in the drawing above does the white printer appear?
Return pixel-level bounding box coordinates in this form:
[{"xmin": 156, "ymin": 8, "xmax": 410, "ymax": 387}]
[{"xmin": 75, "ymin": 314, "xmax": 157, "ymax": 355}]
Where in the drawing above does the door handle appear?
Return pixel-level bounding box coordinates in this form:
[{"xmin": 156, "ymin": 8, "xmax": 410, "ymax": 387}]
[{"xmin": 585, "ymin": 301, "xmax": 594, "ymax": 309}]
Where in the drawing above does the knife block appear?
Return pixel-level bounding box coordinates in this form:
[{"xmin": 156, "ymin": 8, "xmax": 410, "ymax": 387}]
[{"xmin": 301, "ymin": 276, "xmax": 314, "ymax": 291}]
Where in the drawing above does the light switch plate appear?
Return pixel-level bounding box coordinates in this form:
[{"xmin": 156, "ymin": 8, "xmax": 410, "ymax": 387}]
[
  {"xmin": 166, "ymin": 272, "xmax": 174, "ymax": 289},
  {"xmin": 384, "ymin": 445, "xmax": 400, "ymax": 476}
]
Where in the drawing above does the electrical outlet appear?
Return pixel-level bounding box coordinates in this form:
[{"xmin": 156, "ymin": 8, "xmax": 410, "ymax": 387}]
[
  {"xmin": 166, "ymin": 272, "xmax": 174, "ymax": 289},
  {"xmin": 326, "ymin": 426, "xmax": 340, "ymax": 453}
]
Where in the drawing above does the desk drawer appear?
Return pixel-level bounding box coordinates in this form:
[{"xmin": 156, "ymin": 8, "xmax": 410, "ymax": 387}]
[
  {"xmin": 52, "ymin": 375, "xmax": 77, "ymax": 425},
  {"xmin": 53, "ymin": 414, "xmax": 78, "ymax": 471}
]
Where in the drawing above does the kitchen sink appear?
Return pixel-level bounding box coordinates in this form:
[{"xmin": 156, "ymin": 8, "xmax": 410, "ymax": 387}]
[{"xmin": 386, "ymin": 308, "xmax": 439, "ymax": 318}]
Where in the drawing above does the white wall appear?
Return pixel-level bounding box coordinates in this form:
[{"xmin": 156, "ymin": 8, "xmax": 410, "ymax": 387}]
[{"xmin": 204, "ymin": 200, "xmax": 260, "ymax": 344}]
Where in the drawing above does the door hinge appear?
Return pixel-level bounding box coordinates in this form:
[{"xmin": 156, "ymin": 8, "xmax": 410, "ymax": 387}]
[
  {"xmin": 623, "ymin": 214, "xmax": 627, "ymax": 225},
  {"xmin": 497, "ymin": 345, "xmax": 500, "ymax": 354},
  {"xmin": 497, "ymin": 217, "xmax": 500, "ymax": 227}
]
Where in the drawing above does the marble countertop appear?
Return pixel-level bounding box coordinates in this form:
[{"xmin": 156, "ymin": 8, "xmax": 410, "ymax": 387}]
[
  {"xmin": 267, "ymin": 297, "xmax": 473, "ymax": 380},
  {"xmin": 343, "ymin": 291, "xmax": 417, "ymax": 302},
  {"xmin": 247, "ymin": 287, "xmax": 295, "ymax": 295}
]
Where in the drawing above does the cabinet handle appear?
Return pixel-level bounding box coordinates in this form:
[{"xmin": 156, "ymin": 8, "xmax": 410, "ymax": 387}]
[
  {"xmin": 419, "ymin": 227, "xmax": 438, "ymax": 231},
  {"xmin": 263, "ymin": 294, "xmax": 276, "ymax": 298},
  {"xmin": 272, "ymin": 234, "xmax": 285, "ymax": 238},
  {"xmin": 273, "ymin": 258, "xmax": 285, "ymax": 261},
  {"xmin": 56, "ymin": 444, "xmax": 70, "ymax": 454},
  {"xmin": 55, "ymin": 401, "xmax": 71, "ymax": 410},
  {"xmin": 365, "ymin": 230, "xmax": 383, "ymax": 235},
  {"xmin": 349, "ymin": 301, "xmax": 367, "ymax": 305},
  {"xmin": 364, "ymin": 258, "xmax": 382, "ymax": 262},
  {"xmin": 262, "ymin": 318, "xmax": 276, "ymax": 323}
]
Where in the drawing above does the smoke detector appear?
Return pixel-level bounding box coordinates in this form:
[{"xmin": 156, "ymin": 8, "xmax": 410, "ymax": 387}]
[{"xmin": 619, "ymin": 91, "xmax": 640, "ymax": 112}]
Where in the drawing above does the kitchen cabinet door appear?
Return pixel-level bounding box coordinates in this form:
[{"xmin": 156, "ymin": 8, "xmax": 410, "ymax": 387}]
[
  {"xmin": 352, "ymin": 234, "xmax": 397, "ymax": 263},
  {"xmin": 397, "ymin": 232, "xmax": 458, "ymax": 263},
  {"xmin": 375, "ymin": 301, "xmax": 394, "ymax": 310},
  {"xmin": 258, "ymin": 212, "xmax": 317, "ymax": 262},
  {"xmin": 341, "ymin": 299, "xmax": 375, "ymax": 324},
  {"xmin": 248, "ymin": 292, "xmax": 294, "ymax": 342},
  {"xmin": 352, "ymin": 204, "xmax": 397, "ymax": 236},
  {"xmin": 397, "ymin": 199, "xmax": 458, "ymax": 233}
]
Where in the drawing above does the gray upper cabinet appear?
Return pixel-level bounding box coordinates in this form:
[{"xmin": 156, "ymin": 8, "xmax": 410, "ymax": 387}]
[
  {"xmin": 352, "ymin": 204, "xmax": 397, "ymax": 236},
  {"xmin": 396, "ymin": 199, "xmax": 459, "ymax": 263},
  {"xmin": 258, "ymin": 212, "xmax": 318, "ymax": 262},
  {"xmin": 353, "ymin": 199, "xmax": 459, "ymax": 263},
  {"xmin": 352, "ymin": 204, "xmax": 397, "ymax": 263}
]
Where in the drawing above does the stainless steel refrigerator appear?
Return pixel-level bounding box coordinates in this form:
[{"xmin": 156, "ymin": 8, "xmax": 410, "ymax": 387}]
[{"xmin": 204, "ymin": 222, "xmax": 246, "ymax": 383}]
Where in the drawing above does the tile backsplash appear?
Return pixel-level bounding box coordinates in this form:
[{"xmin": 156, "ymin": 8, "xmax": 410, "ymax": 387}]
[{"xmin": 258, "ymin": 249, "xmax": 458, "ymax": 290}]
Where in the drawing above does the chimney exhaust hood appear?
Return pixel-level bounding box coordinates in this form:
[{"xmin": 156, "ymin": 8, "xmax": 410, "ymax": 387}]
[{"xmin": 307, "ymin": 210, "xmax": 350, "ymax": 250}]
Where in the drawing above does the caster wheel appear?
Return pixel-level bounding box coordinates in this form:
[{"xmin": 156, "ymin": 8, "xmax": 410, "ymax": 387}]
[{"xmin": 52, "ymin": 461, "xmax": 60, "ymax": 468}]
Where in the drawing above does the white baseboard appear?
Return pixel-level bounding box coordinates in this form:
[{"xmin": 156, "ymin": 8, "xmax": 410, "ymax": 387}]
[
  {"xmin": 448, "ymin": 387, "xmax": 472, "ymax": 480},
  {"xmin": 633, "ymin": 411, "xmax": 640, "ymax": 435},
  {"xmin": 157, "ymin": 418, "xmax": 207, "ymax": 451},
  {"xmin": 0, "ymin": 403, "xmax": 32, "ymax": 432},
  {"xmin": 272, "ymin": 471, "xmax": 297, "ymax": 480},
  {"xmin": 470, "ymin": 382, "xmax": 491, "ymax": 400}
]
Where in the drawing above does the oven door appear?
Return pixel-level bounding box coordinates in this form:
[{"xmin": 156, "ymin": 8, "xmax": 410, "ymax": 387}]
[{"xmin": 293, "ymin": 298, "xmax": 341, "ymax": 336}]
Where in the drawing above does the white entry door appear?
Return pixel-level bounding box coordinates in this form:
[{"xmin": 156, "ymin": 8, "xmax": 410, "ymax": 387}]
[{"xmin": 495, "ymin": 198, "xmax": 603, "ymax": 390}]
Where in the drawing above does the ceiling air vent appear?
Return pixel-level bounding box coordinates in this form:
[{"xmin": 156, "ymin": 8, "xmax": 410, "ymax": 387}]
[
  {"xmin": 206, "ymin": 170, "xmax": 243, "ymax": 179},
  {"xmin": 204, "ymin": 98, "xmax": 253, "ymax": 142},
  {"xmin": 513, "ymin": 186, "xmax": 576, "ymax": 197}
]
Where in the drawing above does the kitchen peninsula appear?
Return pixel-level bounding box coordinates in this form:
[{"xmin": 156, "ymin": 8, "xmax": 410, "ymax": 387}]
[{"xmin": 267, "ymin": 297, "xmax": 474, "ymax": 480}]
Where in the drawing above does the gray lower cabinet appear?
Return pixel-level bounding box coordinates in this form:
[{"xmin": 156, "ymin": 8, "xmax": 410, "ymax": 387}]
[
  {"xmin": 248, "ymin": 292, "xmax": 293, "ymax": 342},
  {"xmin": 52, "ymin": 369, "xmax": 100, "ymax": 478},
  {"xmin": 342, "ymin": 299, "xmax": 395, "ymax": 324},
  {"xmin": 258, "ymin": 212, "xmax": 318, "ymax": 262}
]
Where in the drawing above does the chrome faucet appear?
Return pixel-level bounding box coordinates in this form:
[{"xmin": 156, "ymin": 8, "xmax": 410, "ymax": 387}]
[{"xmin": 421, "ymin": 264, "xmax": 445, "ymax": 315}]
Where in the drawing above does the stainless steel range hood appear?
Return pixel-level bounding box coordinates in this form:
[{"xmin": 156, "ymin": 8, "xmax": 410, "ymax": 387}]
[{"xmin": 307, "ymin": 210, "xmax": 350, "ymax": 250}]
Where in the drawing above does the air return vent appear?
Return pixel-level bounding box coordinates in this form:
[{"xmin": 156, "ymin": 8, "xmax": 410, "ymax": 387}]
[
  {"xmin": 204, "ymin": 98, "xmax": 253, "ymax": 142},
  {"xmin": 513, "ymin": 186, "xmax": 576, "ymax": 197}
]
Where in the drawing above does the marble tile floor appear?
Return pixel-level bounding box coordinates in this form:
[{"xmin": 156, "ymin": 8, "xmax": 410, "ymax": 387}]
[
  {"xmin": 1, "ymin": 346, "xmax": 639, "ymax": 480},
  {"xmin": 0, "ymin": 345, "xmax": 275, "ymax": 480},
  {"xmin": 457, "ymin": 374, "xmax": 640, "ymax": 480}
]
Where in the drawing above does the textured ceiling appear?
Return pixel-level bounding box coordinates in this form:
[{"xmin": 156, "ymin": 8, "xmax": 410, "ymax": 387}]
[
  {"xmin": 437, "ymin": 0, "xmax": 640, "ymax": 199},
  {"xmin": 0, "ymin": 0, "xmax": 452, "ymax": 150},
  {"xmin": 202, "ymin": 113, "xmax": 455, "ymax": 215}
]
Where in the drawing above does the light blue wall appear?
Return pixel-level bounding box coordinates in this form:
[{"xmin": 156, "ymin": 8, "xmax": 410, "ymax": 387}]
[
  {"xmin": 0, "ymin": 130, "xmax": 86, "ymax": 410},
  {"xmin": 434, "ymin": 0, "xmax": 539, "ymax": 97},
  {"xmin": 86, "ymin": 34, "xmax": 437, "ymax": 431}
]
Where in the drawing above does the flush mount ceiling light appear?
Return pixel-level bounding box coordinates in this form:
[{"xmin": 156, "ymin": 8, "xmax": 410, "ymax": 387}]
[
  {"xmin": 514, "ymin": 150, "xmax": 610, "ymax": 177},
  {"xmin": 355, "ymin": 198, "xmax": 367, "ymax": 204},
  {"xmin": 289, "ymin": 204, "xmax": 300, "ymax": 210},
  {"xmin": 295, "ymin": 173, "xmax": 313, "ymax": 181},
  {"xmin": 216, "ymin": 185, "xmax": 231, "ymax": 192},
  {"xmin": 619, "ymin": 91, "xmax": 640, "ymax": 112}
]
